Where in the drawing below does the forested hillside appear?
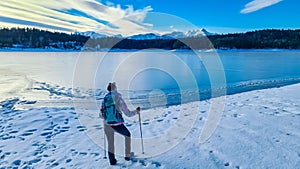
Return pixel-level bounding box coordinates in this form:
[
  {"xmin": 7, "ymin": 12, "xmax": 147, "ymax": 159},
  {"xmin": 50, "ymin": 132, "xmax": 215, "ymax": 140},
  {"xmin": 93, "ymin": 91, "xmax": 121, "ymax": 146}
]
[{"xmin": 0, "ymin": 28, "xmax": 299, "ymax": 50}]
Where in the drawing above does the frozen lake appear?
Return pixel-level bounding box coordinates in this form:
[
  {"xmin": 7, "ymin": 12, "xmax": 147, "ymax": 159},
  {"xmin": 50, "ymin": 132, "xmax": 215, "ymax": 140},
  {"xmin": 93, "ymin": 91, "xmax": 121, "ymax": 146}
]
[{"xmin": 0, "ymin": 50, "xmax": 300, "ymax": 107}]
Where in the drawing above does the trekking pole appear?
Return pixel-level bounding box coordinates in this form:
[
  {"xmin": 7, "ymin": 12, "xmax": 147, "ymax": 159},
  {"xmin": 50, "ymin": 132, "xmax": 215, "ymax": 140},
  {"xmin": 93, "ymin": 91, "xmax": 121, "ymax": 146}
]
[
  {"xmin": 138, "ymin": 112, "xmax": 145, "ymax": 154},
  {"xmin": 103, "ymin": 120, "xmax": 107, "ymax": 159}
]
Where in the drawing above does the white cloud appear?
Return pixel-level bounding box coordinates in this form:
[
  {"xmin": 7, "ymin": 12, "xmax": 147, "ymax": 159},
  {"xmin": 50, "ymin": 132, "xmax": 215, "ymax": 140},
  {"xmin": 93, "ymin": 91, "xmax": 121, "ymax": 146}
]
[
  {"xmin": 241, "ymin": 0, "xmax": 283, "ymax": 14},
  {"xmin": 0, "ymin": 0, "xmax": 153, "ymax": 36}
]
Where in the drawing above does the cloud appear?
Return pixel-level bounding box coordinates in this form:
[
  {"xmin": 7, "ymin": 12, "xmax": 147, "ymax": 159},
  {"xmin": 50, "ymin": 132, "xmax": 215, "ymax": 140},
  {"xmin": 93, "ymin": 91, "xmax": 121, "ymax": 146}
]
[
  {"xmin": 0, "ymin": 0, "xmax": 153, "ymax": 36},
  {"xmin": 241, "ymin": 0, "xmax": 283, "ymax": 14}
]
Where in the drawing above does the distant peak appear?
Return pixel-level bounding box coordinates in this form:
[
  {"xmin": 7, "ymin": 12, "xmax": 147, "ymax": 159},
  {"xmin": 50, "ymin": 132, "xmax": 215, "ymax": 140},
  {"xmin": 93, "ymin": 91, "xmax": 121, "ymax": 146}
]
[{"xmin": 127, "ymin": 33, "xmax": 161, "ymax": 40}]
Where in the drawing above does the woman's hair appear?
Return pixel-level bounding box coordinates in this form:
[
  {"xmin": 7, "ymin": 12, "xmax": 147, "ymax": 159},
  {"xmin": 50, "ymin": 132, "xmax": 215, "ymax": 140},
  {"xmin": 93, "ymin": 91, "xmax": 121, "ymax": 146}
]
[{"xmin": 107, "ymin": 82, "xmax": 116, "ymax": 91}]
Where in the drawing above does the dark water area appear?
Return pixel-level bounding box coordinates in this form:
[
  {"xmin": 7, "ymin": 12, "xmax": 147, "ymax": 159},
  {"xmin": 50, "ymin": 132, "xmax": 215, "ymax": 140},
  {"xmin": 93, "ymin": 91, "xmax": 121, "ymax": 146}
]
[{"xmin": 93, "ymin": 51, "xmax": 300, "ymax": 108}]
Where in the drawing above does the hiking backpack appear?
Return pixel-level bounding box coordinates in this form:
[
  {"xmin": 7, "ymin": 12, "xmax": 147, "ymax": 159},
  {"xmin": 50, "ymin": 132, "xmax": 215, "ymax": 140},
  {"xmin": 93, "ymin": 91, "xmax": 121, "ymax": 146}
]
[{"xmin": 101, "ymin": 92, "xmax": 123, "ymax": 124}]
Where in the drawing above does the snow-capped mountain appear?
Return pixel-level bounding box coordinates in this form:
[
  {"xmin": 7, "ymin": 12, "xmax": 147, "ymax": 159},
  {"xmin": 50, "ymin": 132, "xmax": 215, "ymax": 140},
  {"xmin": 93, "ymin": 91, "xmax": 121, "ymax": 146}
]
[
  {"xmin": 127, "ymin": 33, "xmax": 162, "ymax": 40},
  {"xmin": 162, "ymin": 29, "xmax": 215, "ymax": 39},
  {"xmin": 78, "ymin": 31, "xmax": 123, "ymax": 39},
  {"xmin": 113, "ymin": 34, "xmax": 123, "ymax": 38},
  {"xmin": 185, "ymin": 28, "xmax": 215, "ymax": 37},
  {"xmin": 162, "ymin": 31, "xmax": 186, "ymax": 39},
  {"xmin": 78, "ymin": 31, "xmax": 108, "ymax": 39},
  {"xmin": 79, "ymin": 28, "xmax": 216, "ymax": 40},
  {"xmin": 129, "ymin": 29, "xmax": 216, "ymax": 40}
]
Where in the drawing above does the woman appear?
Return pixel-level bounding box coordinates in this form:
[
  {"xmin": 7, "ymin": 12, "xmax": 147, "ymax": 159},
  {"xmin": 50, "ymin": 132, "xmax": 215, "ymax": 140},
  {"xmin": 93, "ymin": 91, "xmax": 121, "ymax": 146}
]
[{"xmin": 100, "ymin": 82, "xmax": 140, "ymax": 165}]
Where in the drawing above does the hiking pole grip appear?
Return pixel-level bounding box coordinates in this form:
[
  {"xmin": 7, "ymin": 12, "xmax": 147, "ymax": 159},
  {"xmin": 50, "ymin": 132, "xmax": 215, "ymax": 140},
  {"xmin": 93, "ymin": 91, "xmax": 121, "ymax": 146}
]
[{"xmin": 138, "ymin": 112, "xmax": 145, "ymax": 154}]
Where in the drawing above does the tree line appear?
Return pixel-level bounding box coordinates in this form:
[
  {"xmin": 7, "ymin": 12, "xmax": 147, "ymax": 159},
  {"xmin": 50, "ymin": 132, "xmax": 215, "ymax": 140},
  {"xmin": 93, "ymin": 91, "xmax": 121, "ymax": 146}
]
[
  {"xmin": 0, "ymin": 27, "xmax": 88, "ymax": 49},
  {"xmin": 209, "ymin": 29, "xmax": 300, "ymax": 49},
  {"xmin": 0, "ymin": 27, "xmax": 299, "ymax": 50}
]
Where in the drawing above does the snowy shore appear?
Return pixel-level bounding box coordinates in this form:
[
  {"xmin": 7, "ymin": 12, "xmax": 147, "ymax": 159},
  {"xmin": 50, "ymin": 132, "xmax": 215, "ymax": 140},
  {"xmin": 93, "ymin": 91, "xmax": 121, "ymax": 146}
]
[{"xmin": 0, "ymin": 83, "xmax": 299, "ymax": 168}]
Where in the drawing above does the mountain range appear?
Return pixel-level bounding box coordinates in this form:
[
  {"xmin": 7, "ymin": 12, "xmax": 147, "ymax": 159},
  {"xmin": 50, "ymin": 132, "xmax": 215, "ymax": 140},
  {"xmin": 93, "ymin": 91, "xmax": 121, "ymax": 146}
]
[
  {"xmin": 78, "ymin": 31, "xmax": 123, "ymax": 39},
  {"xmin": 78, "ymin": 28, "xmax": 215, "ymax": 40}
]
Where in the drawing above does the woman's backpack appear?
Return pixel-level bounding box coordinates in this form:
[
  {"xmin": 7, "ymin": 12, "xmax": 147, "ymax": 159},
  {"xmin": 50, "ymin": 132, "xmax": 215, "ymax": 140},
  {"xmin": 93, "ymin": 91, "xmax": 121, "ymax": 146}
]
[{"xmin": 101, "ymin": 92, "xmax": 123, "ymax": 124}]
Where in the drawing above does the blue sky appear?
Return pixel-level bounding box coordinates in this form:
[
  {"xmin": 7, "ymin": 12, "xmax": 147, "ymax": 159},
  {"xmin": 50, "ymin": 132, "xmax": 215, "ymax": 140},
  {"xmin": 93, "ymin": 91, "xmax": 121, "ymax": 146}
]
[
  {"xmin": 111, "ymin": 0, "xmax": 300, "ymax": 33},
  {"xmin": 0, "ymin": 0, "xmax": 299, "ymax": 35}
]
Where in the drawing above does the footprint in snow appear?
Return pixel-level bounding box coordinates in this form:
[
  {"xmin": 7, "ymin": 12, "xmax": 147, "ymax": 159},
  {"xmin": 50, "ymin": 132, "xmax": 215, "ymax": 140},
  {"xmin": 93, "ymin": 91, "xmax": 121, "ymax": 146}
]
[
  {"xmin": 66, "ymin": 158, "xmax": 72, "ymax": 163},
  {"xmin": 59, "ymin": 126, "xmax": 70, "ymax": 133},
  {"xmin": 93, "ymin": 125, "xmax": 102, "ymax": 129},
  {"xmin": 224, "ymin": 162, "xmax": 230, "ymax": 166},
  {"xmin": 208, "ymin": 151, "xmax": 224, "ymax": 167},
  {"xmin": 20, "ymin": 129, "xmax": 38, "ymax": 137},
  {"xmin": 46, "ymin": 159, "xmax": 59, "ymax": 167},
  {"xmin": 122, "ymin": 158, "xmax": 162, "ymax": 168},
  {"xmin": 77, "ymin": 125, "xmax": 86, "ymax": 132},
  {"xmin": 90, "ymin": 152, "xmax": 100, "ymax": 157},
  {"xmin": 40, "ymin": 131, "xmax": 52, "ymax": 137},
  {"xmin": 70, "ymin": 149, "xmax": 78, "ymax": 156},
  {"xmin": 9, "ymin": 130, "xmax": 19, "ymax": 134},
  {"xmin": 27, "ymin": 158, "xmax": 42, "ymax": 165},
  {"xmin": 12, "ymin": 159, "xmax": 22, "ymax": 166},
  {"xmin": 157, "ymin": 119, "xmax": 163, "ymax": 122},
  {"xmin": 50, "ymin": 162, "xmax": 59, "ymax": 167},
  {"xmin": 64, "ymin": 118, "xmax": 69, "ymax": 125},
  {"xmin": 79, "ymin": 152, "xmax": 88, "ymax": 156}
]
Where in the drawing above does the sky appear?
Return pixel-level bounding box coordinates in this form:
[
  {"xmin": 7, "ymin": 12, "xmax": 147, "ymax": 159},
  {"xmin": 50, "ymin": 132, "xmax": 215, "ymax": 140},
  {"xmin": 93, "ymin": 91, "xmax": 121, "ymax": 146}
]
[{"xmin": 0, "ymin": 0, "xmax": 299, "ymax": 36}]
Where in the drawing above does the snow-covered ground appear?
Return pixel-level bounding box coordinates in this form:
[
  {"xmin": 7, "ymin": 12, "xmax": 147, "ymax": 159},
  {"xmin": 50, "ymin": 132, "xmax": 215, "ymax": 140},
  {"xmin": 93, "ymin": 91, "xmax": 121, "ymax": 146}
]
[{"xmin": 1, "ymin": 83, "xmax": 299, "ymax": 168}]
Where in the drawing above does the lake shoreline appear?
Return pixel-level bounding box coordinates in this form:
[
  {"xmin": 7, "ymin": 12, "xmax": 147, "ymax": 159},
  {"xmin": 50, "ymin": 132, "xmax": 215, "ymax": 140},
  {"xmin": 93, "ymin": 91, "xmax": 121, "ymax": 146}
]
[{"xmin": 1, "ymin": 48, "xmax": 300, "ymax": 52}]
